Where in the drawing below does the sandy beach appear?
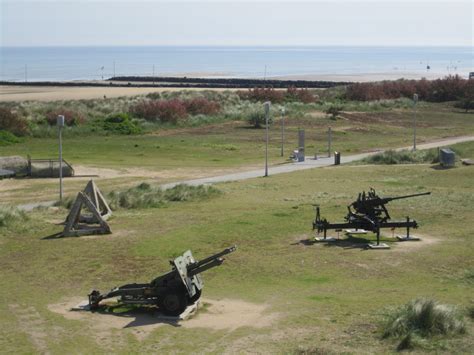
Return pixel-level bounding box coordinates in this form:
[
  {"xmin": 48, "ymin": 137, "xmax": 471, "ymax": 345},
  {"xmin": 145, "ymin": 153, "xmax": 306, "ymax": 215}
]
[
  {"xmin": 0, "ymin": 71, "xmax": 465, "ymax": 102},
  {"xmin": 0, "ymin": 85, "xmax": 232, "ymax": 102}
]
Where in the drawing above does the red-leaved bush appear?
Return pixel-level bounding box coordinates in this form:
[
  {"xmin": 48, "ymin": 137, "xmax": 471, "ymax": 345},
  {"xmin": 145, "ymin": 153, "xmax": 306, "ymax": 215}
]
[
  {"xmin": 239, "ymin": 86, "xmax": 318, "ymax": 103},
  {"xmin": 184, "ymin": 98, "xmax": 221, "ymax": 115},
  {"xmin": 286, "ymin": 86, "xmax": 318, "ymax": 103},
  {"xmin": 131, "ymin": 99, "xmax": 187, "ymax": 123},
  {"xmin": 345, "ymin": 76, "xmax": 468, "ymax": 102},
  {"xmin": 0, "ymin": 107, "xmax": 29, "ymax": 136},
  {"xmin": 45, "ymin": 109, "xmax": 86, "ymax": 126},
  {"xmin": 238, "ymin": 87, "xmax": 286, "ymax": 103}
]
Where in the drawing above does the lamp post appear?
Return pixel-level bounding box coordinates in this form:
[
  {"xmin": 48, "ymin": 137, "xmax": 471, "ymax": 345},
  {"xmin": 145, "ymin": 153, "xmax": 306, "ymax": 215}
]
[
  {"xmin": 327, "ymin": 126, "xmax": 332, "ymax": 157},
  {"xmin": 280, "ymin": 107, "xmax": 285, "ymax": 157},
  {"xmin": 264, "ymin": 102, "xmax": 271, "ymax": 177},
  {"xmin": 57, "ymin": 115, "xmax": 65, "ymax": 202},
  {"xmin": 412, "ymin": 93, "xmax": 418, "ymax": 151}
]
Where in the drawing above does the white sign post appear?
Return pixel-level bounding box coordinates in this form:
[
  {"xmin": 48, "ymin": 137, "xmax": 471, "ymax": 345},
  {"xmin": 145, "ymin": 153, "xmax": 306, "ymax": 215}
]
[
  {"xmin": 280, "ymin": 107, "xmax": 285, "ymax": 157},
  {"xmin": 264, "ymin": 102, "xmax": 271, "ymax": 177},
  {"xmin": 57, "ymin": 115, "xmax": 65, "ymax": 202}
]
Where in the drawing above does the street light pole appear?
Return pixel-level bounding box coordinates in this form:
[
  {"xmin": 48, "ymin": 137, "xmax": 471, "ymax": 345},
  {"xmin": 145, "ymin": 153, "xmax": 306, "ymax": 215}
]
[
  {"xmin": 57, "ymin": 115, "xmax": 65, "ymax": 202},
  {"xmin": 413, "ymin": 93, "xmax": 418, "ymax": 151},
  {"xmin": 264, "ymin": 102, "xmax": 271, "ymax": 177},
  {"xmin": 327, "ymin": 126, "xmax": 332, "ymax": 157},
  {"xmin": 280, "ymin": 107, "xmax": 285, "ymax": 157}
]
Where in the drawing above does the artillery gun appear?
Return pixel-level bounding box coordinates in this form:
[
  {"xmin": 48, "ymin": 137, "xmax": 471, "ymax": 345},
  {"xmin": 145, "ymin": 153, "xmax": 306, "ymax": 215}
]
[
  {"xmin": 313, "ymin": 188, "xmax": 430, "ymax": 247},
  {"xmin": 88, "ymin": 246, "xmax": 237, "ymax": 316}
]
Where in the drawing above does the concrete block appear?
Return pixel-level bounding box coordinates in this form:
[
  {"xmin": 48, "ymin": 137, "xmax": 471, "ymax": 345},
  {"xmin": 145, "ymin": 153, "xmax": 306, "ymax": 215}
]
[{"xmin": 367, "ymin": 243, "xmax": 390, "ymax": 249}]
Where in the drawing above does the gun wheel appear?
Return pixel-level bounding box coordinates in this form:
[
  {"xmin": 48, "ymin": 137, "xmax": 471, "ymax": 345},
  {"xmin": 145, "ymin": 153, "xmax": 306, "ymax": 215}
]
[{"xmin": 158, "ymin": 288, "xmax": 187, "ymax": 316}]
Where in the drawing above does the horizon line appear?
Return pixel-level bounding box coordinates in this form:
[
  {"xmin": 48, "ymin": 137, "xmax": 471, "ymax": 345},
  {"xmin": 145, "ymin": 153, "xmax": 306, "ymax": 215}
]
[{"xmin": 1, "ymin": 44, "xmax": 472, "ymax": 48}]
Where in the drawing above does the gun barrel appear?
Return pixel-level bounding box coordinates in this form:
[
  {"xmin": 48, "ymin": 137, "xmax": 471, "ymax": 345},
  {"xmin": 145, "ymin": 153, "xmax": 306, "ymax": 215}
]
[
  {"xmin": 385, "ymin": 192, "xmax": 431, "ymax": 202},
  {"xmin": 189, "ymin": 245, "xmax": 237, "ymax": 270}
]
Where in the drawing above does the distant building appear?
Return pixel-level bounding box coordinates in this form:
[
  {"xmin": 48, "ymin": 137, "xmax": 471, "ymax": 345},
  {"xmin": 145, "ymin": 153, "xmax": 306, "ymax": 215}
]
[{"xmin": 469, "ymin": 72, "xmax": 474, "ymax": 80}]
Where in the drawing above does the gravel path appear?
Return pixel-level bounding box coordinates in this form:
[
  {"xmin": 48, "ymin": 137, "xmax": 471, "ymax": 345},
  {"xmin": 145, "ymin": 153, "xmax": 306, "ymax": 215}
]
[{"xmin": 17, "ymin": 135, "xmax": 474, "ymax": 211}]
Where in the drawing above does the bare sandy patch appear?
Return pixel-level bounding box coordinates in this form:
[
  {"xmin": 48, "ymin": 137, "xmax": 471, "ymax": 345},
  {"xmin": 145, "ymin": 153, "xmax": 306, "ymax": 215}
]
[
  {"xmin": 48, "ymin": 297, "xmax": 166, "ymax": 342},
  {"xmin": 0, "ymin": 85, "xmax": 233, "ymax": 102},
  {"xmin": 48, "ymin": 297, "xmax": 276, "ymax": 342},
  {"xmin": 183, "ymin": 299, "xmax": 277, "ymax": 331},
  {"xmin": 391, "ymin": 234, "xmax": 440, "ymax": 252}
]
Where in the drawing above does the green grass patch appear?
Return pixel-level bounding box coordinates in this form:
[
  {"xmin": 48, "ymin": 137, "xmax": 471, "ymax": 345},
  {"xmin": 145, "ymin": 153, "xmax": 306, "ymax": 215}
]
[{"xmin": 0, "ymin": 130, "xmax": 21, "ymax": 146}]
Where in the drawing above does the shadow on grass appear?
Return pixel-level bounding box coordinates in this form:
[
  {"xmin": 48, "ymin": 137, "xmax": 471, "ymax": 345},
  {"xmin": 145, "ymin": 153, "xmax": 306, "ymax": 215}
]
[
  {"xmin": 294, "ymin": 234, "xmax": 398, "ymax": 250},
  {"xmin": 42, "ymin": 232, "xmax": 64, "ymax": 240},
  {"xmin": 322, "ymin": 235, "xmax": 371, "ymax": 250},
  {"xmin": 430, "ymin": 164, "xmax": 456, "ymax": 170},
  {"xmin": 85, "ymin": 304, "xmax": 182, "ymax": 328}
]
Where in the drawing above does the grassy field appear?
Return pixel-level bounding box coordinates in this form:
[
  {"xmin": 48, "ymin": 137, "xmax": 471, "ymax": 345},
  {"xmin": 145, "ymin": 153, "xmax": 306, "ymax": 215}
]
[
  {"xmin": 1, "ymin": 140, "xmax": 473, "ymax": 353},
  {"xmin": 1, "ymin": 92, "xmax": 473, "ymax": 353},
  {"xmin": 1, "ymin": 100, "xmax": 473, "ymax": 205}
]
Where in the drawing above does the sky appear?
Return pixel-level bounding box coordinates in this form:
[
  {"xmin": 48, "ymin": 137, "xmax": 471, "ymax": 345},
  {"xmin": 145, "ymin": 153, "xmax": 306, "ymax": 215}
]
[{"xmin": 1, "ymin": 0, "xmax": 473, "ymax": 47}]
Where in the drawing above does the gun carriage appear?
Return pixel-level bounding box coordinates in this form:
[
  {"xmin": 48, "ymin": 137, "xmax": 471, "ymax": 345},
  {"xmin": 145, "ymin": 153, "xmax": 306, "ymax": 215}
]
[
  {"xmin": 313, "ymin": 189, "xmax": 430, "ymax": 246},
  {"xmin": 88, "ymin": 246, "xmax": 236, "ymax": 316}
]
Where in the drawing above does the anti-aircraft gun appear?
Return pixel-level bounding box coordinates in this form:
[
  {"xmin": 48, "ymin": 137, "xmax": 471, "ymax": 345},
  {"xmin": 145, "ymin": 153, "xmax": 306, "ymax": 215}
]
[
  {"xmin": 88, "ymin": 246, "xmax": 237, "ymax": 316},
  {"xmin": 313, "ymin": 189, "xmax": 430, "ymax": 246}
]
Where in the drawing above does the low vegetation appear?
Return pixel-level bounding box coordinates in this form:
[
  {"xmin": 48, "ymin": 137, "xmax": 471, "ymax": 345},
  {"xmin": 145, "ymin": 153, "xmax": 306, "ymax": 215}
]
[
  {"xmin": 107, "ymin": 183, "xmax": 221, "ymax": 210},
  {"xmin": 345, "ymin": 75, "xmax": 471, "ymax": 103},
  {"xmin": 0, "ymin": 205, "xmax": 29, "ymax": 228},
  {"xmin": 382, "ymin": 298, "xmax": 467, "ymax": 350},
  {"xmin": 238, "ymin": 86, "xmax": 318, "ymax": 103},
  {"xmin": 0, "ymin": 130, "xmax": 21, "ymax": 146},
  {"xmin": 0, "ymin": 107, "xmax": 28, "ymax": 136},
  {"xmin": 102, "ymin": 113, "xmax": 142, "ymax": 135},
  {"xmin": 362, "ymin": 149, "xmax": 439, "ymax": 165}
]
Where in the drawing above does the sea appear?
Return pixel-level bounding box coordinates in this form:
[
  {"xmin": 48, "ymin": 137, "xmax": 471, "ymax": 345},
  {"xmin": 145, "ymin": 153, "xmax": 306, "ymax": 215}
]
[{"xmin": 0, "ymin": 46, "xmax": 472, "ymax": 82}]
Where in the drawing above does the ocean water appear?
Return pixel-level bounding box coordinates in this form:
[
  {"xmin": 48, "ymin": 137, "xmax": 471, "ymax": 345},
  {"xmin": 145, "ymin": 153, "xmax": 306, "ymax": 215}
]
[{"xmin": 0, "ymin": 46, "xmax": 472, "ymax": 82}]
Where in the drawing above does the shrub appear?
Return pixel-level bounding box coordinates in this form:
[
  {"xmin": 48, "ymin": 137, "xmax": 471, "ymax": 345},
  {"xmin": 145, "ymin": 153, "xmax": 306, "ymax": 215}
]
[
  {"xmin": 382, "ymin": 298, "xmax": 466, "ymax": 350},
  {"xmin": 0, "ymin": 205, "xmax": 29, "ymax": 228},
  {"xmin": 362, "ymin": 149, "xmax": 439, "ymax": 165},
  {"xmin": 286, "ymin": 86, "xmax": 318, "ymax": 103},
  {"xmin": 0, "ymin": 130, "xmax": 21, "ymax": 146},
  {"xmin": 0, "ymin": 107, "xmax": 29, "ymax": 136},
  {"xmin": 131, "ymin": 99, "xmax": 188, "ymax": 123},
  {"xmin": 454, "ymin": 80, "xmax": 474, "ymax": 112},
  {"xmin": 45, "ymin": 109, "xmax": 86, "ymax": 126},
  {"xmin": 184, "ymin": 97, "xmax": 221, "ymax": 115},
  {"xmin": 107, "ymin": 183, "xmax": 221, "ymax": 209},
  {"xmin": 344, "ymin": 76, "xmax": 468, "ymax": 103},
  {"xmin": 103, "ymin": 113, "xmax": 141, "ymax": 135},
  {"xmin": 247, "ymin": 110, "xmax": 270, "ymax": 128},
  {"xmin": 238, "ymin": 87, "xmax": 285, "ymax": 103},
  {"xmin": 325, "ymin": 105, "xmax": 343, "ymax": 120}
]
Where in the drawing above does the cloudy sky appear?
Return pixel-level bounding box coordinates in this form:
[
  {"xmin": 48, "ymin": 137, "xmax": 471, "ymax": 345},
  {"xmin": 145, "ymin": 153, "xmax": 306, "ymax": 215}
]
[{"xmin": 1, "ymin": 0, "xmax": 472, "ymax": 46}]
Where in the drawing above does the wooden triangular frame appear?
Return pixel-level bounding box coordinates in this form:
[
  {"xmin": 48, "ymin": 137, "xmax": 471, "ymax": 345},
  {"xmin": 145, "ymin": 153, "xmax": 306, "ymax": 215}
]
[
  {"xmin": 80, "ymin": 180, "xmax": 112, "ymax": 223},
  {"xmin": 62, "ymin": 192, "xmax": 111, "ymax": 237}
]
